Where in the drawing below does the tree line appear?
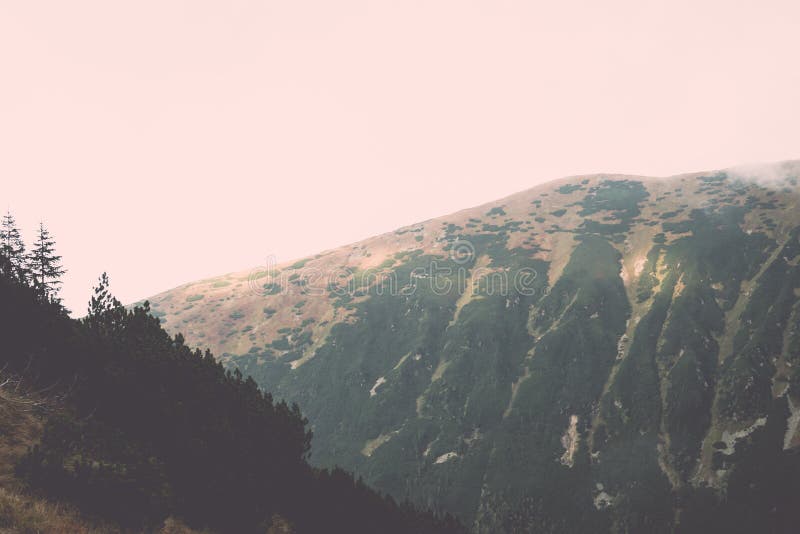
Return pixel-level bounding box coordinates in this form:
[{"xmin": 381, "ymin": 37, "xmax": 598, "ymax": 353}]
[{"xmin": 1, "ymin": 211, "xmax": 65, "ymax": 303}]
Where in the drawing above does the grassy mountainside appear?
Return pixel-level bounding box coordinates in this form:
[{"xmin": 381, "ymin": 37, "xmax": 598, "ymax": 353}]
[{"xmin": 149, "ymin": 161, "xmax": 800, "ymax": 532}]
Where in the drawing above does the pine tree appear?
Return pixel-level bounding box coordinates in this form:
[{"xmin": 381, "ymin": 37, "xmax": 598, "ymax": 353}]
[
  {"xmin": 88, "ymin": 272, "xmax": 121, "ymax": 316},
  {"xmin": 0, "ymin": 210, "xmax": 29, "ymax": 282},
  {"xmin": 29, "ymin": 222, "xmax": 66, "ymax": 301},
  {"xmin": 85, "ymin": 272, "xmax": 124, "ymax": 333}
]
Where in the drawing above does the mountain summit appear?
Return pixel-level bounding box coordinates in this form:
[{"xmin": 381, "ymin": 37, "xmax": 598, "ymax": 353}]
[{"xmin": 147, "ymin": 161, "xmax": 800, "ymax": 532}]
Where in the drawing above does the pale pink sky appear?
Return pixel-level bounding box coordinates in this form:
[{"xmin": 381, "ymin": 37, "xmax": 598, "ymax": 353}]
[{"xmin": 1, "ymin": 0, "xmax": 799, "ymax": 314}]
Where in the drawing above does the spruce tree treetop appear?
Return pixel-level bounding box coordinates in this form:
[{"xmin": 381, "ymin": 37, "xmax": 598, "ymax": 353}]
[
  {"xmin": 0, "ymin": 210, "xmax": 28, "ymax": 282},
  {"xmin": 29, "ymin": 222, "xmax": 66, "ymax": 303}
]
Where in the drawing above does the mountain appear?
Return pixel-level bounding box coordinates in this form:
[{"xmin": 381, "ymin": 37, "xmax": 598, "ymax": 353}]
[{"xmin": 147, "ymin": 161, "xmax": 800, "ymax": 532}]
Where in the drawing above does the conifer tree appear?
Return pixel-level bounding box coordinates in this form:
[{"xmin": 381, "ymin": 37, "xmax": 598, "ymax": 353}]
[
  {"xmin": 88, "ymin": 272, "xmax": 121, "ymax": 316},
  {"xmin": 0, "ymin": 210, "xmax": 28, "ymax": 282},
  {"xmin": 85, "ymin": 272, "xmax": 124, "ymax": 333},
  {"xmin": 29, "ymin": 222, "xmax": 66, "ymax": 301}
]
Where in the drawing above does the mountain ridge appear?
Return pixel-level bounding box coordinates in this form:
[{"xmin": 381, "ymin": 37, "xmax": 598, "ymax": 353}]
[{"xmin": 144, "ymin": 160, "xmax": 800, "ymax": 360}]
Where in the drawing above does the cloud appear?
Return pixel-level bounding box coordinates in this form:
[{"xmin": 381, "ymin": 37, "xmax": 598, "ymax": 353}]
[{"xmin": 727, "ymin": 159, "xmax": 800, "ymax": 186}]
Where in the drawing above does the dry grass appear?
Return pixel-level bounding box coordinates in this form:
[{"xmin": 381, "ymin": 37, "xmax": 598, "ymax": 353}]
[
  {"xmin": 264, "ymin": 514, "xmax": 294, "ymax": 534},
  {"xmin": 0, "ymin": 486, "xmax": 112, "ymax": 534},
  {"xmin": 159, "ymin": 517, "xmax": 214, "ymax": 534},
  {"xmin": 0, "ymin": 491, "xmax": 211, "ymax": 534}
]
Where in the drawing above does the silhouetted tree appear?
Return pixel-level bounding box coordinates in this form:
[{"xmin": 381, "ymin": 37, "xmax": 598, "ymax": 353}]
[
  {"xmin": 85, "ymin": 272, "xmax": 124, "ymax": 334},
  {"xmin": 88, "ymin": 272, "xmax": 120, "ymax": 312},
  {"xmin": 0, "ymin": 210, "xmax": 28, "ymax": 282},
  {"xmin": 28, "ymin": 222, "xmax": 65, "ymax": 302}
]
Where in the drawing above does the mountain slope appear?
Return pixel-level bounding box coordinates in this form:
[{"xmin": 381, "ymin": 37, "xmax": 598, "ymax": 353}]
[{"xmin": 148, "ymin": 161, "xmax": 800, "ymax": 532}]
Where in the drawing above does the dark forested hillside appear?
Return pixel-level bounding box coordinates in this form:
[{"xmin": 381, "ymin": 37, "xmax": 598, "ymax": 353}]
[{"xmin": 0, "ymin": 254, "xmax": 464, "ymax": 533}]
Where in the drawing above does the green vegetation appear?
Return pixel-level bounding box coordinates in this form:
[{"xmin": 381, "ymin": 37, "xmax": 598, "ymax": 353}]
[
  {"xmin": 577, "ymin": 180, "xmax": 649, "ymax": 236},
  {"xmin": 262, "ymin": 282, "xmax": 282, "ymax": 295},
  {"xmin": 557, "ymin": 184, "xmax": 583, "ymax": 194},
  {"xmin": 378, "ymin": 258, "xmax": 397, "ymax": 269},
  {"xmin": 289, "ymin": 258, "xmax": 310, "ymax": 270},
  {"xmin": 486, "ymin": 207, "xmax": 506, "ymax": 217}
]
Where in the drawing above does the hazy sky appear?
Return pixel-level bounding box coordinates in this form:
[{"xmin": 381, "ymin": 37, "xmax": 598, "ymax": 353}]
[{"xmin": 1, "ymin": 0, "xmax": 799, "ymax": 314}]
